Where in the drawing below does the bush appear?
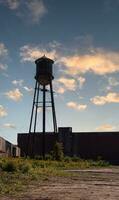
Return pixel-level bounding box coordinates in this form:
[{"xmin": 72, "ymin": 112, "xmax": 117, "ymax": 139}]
[
  {"xmin": 19, "ymin": 162, "xmax": 32, "ymax": 173},
  {"xmin": 34, "ymin": 155, "xmax": 43, "ymax": 160},
  {"xmin": 64, "ymin": 156, "xmax": 72, "ymax": 162},
  {"xmin": 51, "ymin": 142, "xmax": 64, "ymax": 161},
  {"xmin": 72, "ymin": 156, "xmax": 80, "ymax": 162},
  {"xmin": 2, "ymin": 160, "xmax": 17, "ymax": 172},
  {"xmin": 45, "ymin": 154, "xmax": 52, "ymax": 160}
]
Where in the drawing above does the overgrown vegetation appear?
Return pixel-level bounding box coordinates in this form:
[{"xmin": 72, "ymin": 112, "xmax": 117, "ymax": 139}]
[
  {"xmin": 0, "ymin": 155, "xmax": 110, "ymax": 195},
  {"xmin": 51, "ymin": 142, "xmax": 64, "ymax": 161}
]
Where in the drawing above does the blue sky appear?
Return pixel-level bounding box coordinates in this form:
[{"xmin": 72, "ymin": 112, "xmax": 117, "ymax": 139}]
[{"xmin": 1, "ymin": 0, "xmax": 119, "ymax": 144}]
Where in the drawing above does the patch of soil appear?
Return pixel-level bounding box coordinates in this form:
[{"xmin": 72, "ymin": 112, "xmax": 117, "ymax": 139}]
[{"xmin": 1, "ymin": 168, "xmax": 119, "ymax": 200}]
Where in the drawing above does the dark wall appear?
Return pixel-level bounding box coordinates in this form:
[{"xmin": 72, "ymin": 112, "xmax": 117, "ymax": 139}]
[
  {"xmin": 18, "ymin": 133, "xmax": 58, "ymax": 157},
  {"xmin": 18, "ymin": 131, "xmax": 119, "ymax": 162},
  {"xmin": 71, "ymin": 132, "xmax": 119, "ymax": 162}
]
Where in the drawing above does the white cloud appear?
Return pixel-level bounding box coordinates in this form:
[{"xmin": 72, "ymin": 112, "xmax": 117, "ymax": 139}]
[
  {"xmin": 96, "ymin": 124, "xmax": 117, "ymax": 131},
  {"xmin": 0, "ymin": 43, "xmax": 8, "ymax": 57},
  {"xmin": 0, "ymin": 105, "xmax": 7, "ymax": 117},
  {"xmin": 0, "ymin": 64, "xmax": 8, "ymax": 71},
  {"xmin": 20, "ymin": 45, "xmax": 58, "ymax": 62},
  {"xmin": 60, "ymin": 49, "xmax": 119, "ymax": 75},
  {"xmin": 108, "ymin": 77, "xmax": 119, "ymax": 87},
  {"xmin": 67, "ymin": 101, "xmax": 87, "ymax": 111},
  {"xmin": 26, "ymin": 0, "xmax": 47, "ymax": 23},
  {"xmin": 12, "ymin": 79, "xmax": 24, "ymax": 86},
  {"xmin": 5, "ymin": 88, "xmax": 23, "ymax": 101},
  {"xmin": 91, "ymin": 92, "xmax": 119, "ymax": 105},
  {"xmin": 20, "ymin": 44, "xmax": 119, "ymax": 76},
  {"xmin": 57, "ymin": 77, "xmax": 76, "ymax": 91},
  {"xmin": 105, "ymin": 77, "xmax": 119, "ymax": 91},
  {"xmin": 3, "ymin": 123, "xmax": 16, "ymax": 129},
  {"xmin": 0, "ymin": 0, "xmax": 47, "ymax": 24},
  {"xmin": 67, "ymin": 102, "xmax": 77, "ymax": 109},
  {"xmin": 78, "ymin": 76, "xmax": 86, "ymax": 89},
  {"xmin": 57, "ymin": 87, "xmax": 66, "ymax": 94},
  {"xmin": 23, "ymin": 86, "xmax": 33, "ymax": 93},
  {"xmin": 0, "ymin": 43, "xmax": 8, "ymax": 72},
  {"xmin": 49, "ymin": 41, "xmax": 62, "ymax": 49}
]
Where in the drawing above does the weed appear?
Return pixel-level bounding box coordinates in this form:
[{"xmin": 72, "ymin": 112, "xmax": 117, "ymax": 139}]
[
  {"xmin": 51, "ymin": 142, "xmax": 64, "ymax": 161},
  {"xmin": 2, "ymin": 160, "xmax": 17, "ymax": 172},
  {"xmin": 0, "ymin": 157, "xmax": 110, "ymax": 195}
]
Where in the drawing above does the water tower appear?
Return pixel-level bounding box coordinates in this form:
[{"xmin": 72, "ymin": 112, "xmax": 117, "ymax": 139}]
[
  {"xmin": 29, "ymin": 55, "xmax": 57, "ymax": 134},
  {"xmin": 28, "ymin": 56, "xmax": 57, "ymax": 158}
]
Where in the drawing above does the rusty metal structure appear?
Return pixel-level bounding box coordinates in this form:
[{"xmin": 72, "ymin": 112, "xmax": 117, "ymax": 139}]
[{"xmin": 28, "ymin": 56, "xmax": 57, "ymax": 158}]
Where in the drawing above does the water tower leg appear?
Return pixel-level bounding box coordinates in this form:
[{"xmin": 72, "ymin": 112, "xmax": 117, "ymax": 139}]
[
  {"xmin": 28, "ymin": 80, "xmax": 38, "ymax": 157},
  {"xmin": 29, "ymin": 80, "xmax": 38, "ymax": 133},
  {"xmin": 42, "ymin": 85, "xmax": 46, "ymax": 159},
  {"xmin": 50, "ymin": 81, "xmax": 57, "ymax": 133},
  {"xmin": 34, "ymin": 83, "xmax": 40, "ymax": 133}
]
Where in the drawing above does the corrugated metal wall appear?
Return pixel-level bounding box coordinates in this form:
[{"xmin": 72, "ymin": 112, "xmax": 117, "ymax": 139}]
[
  {"xmin": 18, "ymin": 133, "xmax": 58, "ymax": 157},
  {"xmin": 18, "ymin": 130, "xmax": 119, "ymax": 162}
]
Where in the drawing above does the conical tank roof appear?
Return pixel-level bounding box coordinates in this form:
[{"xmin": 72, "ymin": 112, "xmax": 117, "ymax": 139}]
[{"xmin": 35, "ymin": 55, "xmax": 54, "ymax": 64}]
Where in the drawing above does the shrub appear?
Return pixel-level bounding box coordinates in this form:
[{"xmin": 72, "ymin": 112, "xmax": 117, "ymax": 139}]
[
  {"xmin": 51, "ymin": 142, "xmax": 64, "ymax": 161},
  {"xmin": 32, "ymin": 160, "xmax": 40, "ymax": 168},
  {"xmin": 45, "ymin": 154, "xmax": 52, "ymax": 160},
  {"xmin": 2, "ymin": 160, "xmax": 17, "ymax": 172},
  {"xmin": 18, "ymin": 162, "xmax": 32, "ymax": 173},
  {"xmin": 72, "ymin": 156, "xmax": 80, "ymax": 162},
  {"xmin": 64, "ymin": 156, "xmax": 72, "ymax": 162},
  {"xmin": 34, "ymin": 155, "xmax": 43, "ymax": 160},
  {"xmin": 96, "ymin": 160, "xmax": 109, "ymax": 167}
]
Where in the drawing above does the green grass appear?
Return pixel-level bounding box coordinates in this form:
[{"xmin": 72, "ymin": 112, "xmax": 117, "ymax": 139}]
[{"xmin": 0, "ymin": 157, "xmax": 110, "ymax": 195}]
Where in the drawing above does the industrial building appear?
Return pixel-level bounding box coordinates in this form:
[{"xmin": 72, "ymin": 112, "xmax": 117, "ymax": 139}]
[
  {"xmin": 0, "ymin": 136, "xmax": 20, "ymax": 157},
  {"xmin": 18, "ymin": 127, "xmax": 119, "ymax": 163}
]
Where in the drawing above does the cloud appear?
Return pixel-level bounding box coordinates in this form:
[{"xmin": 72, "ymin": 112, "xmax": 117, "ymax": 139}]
[
  {"xmin": 0, "ymin": 105, "xmax": 7, "ymax": 117},
  {"xmin": 5, "ymin": 88, "xmax": 23, "ymax": 101},
  {"xmin": 0, "ymin": 43, "xmax": 8, "ymax": 72},
  {"xmin": 0, "ymin": 43, "xmax": 8, "ymax": 57},
  {"xmin": 108, "ymin": 77, "xmax": 119, "ymax": 86},
  {"xmin": 48, "ymin": 41, "xmax": 62, "ymax": 49},
  {"xmin": 12, "ymin": 80, "xmax": 33, "ymax": 94},
  {"xmin": 26, "ymin": 0, "xmax": 47, "ymax": 23},
  {"xmin": 105, "ymin": 77, "xmax": 119, "ymax": 91},
  {"xmin": 78, "ymin": 76, "xmax": 86, "ymax": 89},
  {"xmin": 60, "ymin": 49, "xmax": 119, "ymax": 75},
  {"xmin": 20, "ymin": 44, "xmax": 119, "ymax": 76},
  {"xmin": 96, "ymin": 124, "xmax": 117, "ymax": 131},
  {"xmin": 67, "ymin": 101, "xmax": 87, "ymax": 111},
  {"xmin": 0, "ymin": 64, "xmax": 8, "ymax": 71},
  {"xmin": 20, "ymin": 45, "xmax": 58, "ymax": 62},
  {"xmin": 3, "ymin": 123, "xmax": 16, "ymax": 129},
  {"xmin": 57, "ymin": 87, "xmax": 66, "ymax": 94},
  {"xmin": 0, "ymin": 0, "xmax": 47, "ymax": 24},
  {"xmin": 23, "ymin": 86, "xmax": 33, "ymax": 94},
  {"xmin": 57, "ymin": 77, "xmax": 76, "ymax": 92},
  {"xmin": 6, "ymin": 0, "xmax": 19, "ymax": 9},
  {"xmin": 12, "ymin": 79, "xmax": 24, "ymax": 86},
  {"xmin": 91, "ymin": 92, "xmax": 119, "ymax": 105}
]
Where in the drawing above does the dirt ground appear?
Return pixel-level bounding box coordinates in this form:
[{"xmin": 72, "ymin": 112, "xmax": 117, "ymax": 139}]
[{"xmin": 1, "ymin": 168, "xmax": 119, "ymax": 200}]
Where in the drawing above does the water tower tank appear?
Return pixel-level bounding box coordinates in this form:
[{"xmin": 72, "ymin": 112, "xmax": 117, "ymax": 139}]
[{"xmin": 35, "ymin": 55, "xmax": 54, "ymax": 85}]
